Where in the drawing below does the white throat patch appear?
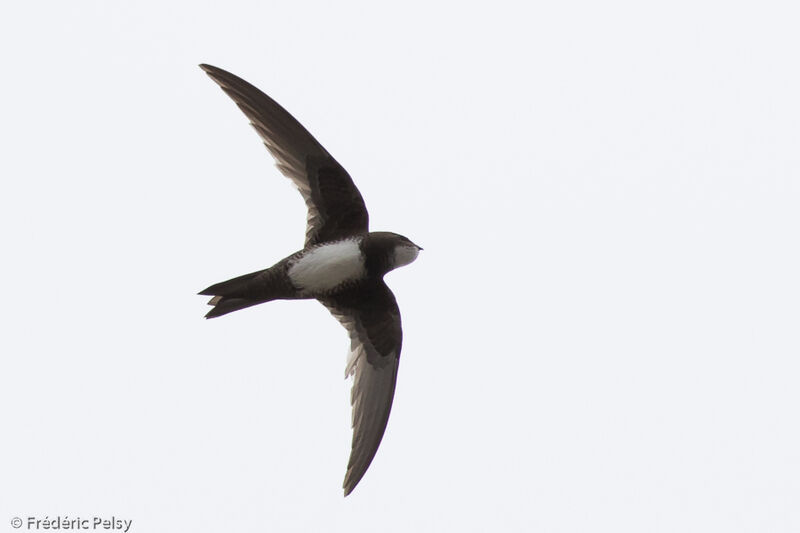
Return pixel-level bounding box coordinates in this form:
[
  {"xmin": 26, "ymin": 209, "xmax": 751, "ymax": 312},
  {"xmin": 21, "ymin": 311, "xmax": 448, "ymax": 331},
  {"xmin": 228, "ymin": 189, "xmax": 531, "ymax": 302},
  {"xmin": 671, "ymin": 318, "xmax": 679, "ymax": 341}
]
[
  {"xmin": 392, "ymin": 244, "xmax": 419, "ymax": 268},
  {"xmin": 288, "ymin": 239, "xmax": 365, "ymax": 293}
]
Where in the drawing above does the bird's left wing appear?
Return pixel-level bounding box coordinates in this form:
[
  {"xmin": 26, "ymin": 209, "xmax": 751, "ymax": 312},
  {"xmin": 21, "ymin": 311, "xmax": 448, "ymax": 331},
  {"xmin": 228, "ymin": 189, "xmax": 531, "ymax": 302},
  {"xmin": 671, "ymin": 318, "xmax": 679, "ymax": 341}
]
[
  {"xmin": 199, "ymin": 64, "xmax": 369, "ymax": 247},
  {"xmin": 320, "ymin": 281, "xmax": 403, "ymax": 496}
]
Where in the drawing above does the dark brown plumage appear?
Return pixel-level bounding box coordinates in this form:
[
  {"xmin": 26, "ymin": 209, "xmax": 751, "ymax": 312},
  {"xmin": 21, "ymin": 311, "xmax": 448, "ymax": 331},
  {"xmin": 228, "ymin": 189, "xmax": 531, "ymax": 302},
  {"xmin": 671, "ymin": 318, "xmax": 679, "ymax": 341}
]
[{"xmin": 198, "ymin": 64, "xmax": 421, "ymax": 496}]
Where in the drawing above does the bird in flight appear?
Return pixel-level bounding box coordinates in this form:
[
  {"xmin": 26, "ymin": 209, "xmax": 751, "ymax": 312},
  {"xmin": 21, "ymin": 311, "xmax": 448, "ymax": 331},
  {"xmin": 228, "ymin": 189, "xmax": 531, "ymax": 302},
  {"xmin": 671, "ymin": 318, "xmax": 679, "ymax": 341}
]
[{"xmin": 197, "ymin": 64, "xmax": 422, "ymax": 496}]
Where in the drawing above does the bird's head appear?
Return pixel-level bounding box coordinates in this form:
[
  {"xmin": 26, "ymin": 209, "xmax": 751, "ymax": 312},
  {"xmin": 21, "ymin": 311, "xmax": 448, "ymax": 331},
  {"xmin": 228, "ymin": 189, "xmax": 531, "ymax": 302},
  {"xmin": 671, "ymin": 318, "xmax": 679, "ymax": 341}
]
[
  {"xmin": 362, "ymin": 232, "xmax": 422, "ymax": 276},
  {"xmin": 390, "ymin": 234, "xmax": 423, "ymax": 269}
]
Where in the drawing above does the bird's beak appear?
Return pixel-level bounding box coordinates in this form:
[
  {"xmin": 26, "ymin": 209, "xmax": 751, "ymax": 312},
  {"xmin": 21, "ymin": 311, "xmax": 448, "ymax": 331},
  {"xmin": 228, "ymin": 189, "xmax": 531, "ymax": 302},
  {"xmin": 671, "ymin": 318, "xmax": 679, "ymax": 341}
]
[{"xmin": 416, "ymin": 245, "xmax": 424, "ymax": 251}]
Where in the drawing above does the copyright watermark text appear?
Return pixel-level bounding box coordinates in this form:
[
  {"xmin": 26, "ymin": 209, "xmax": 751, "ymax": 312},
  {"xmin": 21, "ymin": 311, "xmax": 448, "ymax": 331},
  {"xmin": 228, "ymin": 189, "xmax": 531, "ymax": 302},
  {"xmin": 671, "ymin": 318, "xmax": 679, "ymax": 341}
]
[{"xmin": 10, "ymin": 516, "xmax": 132, "ymax": 532}]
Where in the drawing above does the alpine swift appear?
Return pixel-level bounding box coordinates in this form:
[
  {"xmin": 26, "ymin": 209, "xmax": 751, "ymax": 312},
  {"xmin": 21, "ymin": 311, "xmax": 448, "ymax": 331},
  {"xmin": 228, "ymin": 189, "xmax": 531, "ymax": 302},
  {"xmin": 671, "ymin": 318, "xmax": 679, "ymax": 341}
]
[{"xmin": 197, "ymin": 64, "xmax": 422, "ymax": 496}]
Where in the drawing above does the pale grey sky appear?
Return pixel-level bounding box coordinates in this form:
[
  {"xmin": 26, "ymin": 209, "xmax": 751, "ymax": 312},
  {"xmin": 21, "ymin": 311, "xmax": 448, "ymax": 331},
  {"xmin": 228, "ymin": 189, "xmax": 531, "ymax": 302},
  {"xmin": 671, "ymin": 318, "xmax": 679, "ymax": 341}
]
[{"xmin": 1, "ymin": 1, "xmax": 799, "ymax": 532}]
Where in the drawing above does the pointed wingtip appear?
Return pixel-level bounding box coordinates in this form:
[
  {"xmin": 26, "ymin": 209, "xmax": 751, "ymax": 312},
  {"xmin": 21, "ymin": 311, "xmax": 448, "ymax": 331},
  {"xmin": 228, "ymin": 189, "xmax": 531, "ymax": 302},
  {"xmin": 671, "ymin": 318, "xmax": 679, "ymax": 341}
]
[
  {"xmin": 342, "ymin": 466, "xmax": 367, "ymax": 497},
  {"xmin": 199, "ymin": 64, "xmax": 236, "ymax": 90},
  {"xmin": 198, "ymin": 64, "xmax": 223, "ymax": 79}
]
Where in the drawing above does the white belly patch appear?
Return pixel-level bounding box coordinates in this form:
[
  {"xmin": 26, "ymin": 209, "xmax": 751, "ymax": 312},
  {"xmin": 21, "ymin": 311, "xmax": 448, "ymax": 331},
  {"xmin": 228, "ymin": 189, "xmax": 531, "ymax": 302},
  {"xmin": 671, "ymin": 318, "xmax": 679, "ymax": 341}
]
[{"xmin": 288, "ymin": 239, "xmax": 365, "ymax": 293}]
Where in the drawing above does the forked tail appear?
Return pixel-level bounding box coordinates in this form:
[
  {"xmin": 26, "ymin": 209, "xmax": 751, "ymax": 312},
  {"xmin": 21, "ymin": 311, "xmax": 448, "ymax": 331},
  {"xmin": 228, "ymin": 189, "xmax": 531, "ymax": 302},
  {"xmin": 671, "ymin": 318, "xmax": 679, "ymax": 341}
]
[{"xmin": 199, "ymin": 268, "xmax": 276, "ymax": 319}]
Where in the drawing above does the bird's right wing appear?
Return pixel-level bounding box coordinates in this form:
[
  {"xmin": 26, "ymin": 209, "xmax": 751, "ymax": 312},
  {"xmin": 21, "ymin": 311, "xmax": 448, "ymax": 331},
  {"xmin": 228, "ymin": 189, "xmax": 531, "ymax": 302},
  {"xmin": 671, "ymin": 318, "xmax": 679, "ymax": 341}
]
[
  {"xmin": 200, "ymin": 64, "xmax": 369, "ymax": 247},
  {"xmin": 320, "ymin": 281, "xmax": 403, "ymax": 496}
]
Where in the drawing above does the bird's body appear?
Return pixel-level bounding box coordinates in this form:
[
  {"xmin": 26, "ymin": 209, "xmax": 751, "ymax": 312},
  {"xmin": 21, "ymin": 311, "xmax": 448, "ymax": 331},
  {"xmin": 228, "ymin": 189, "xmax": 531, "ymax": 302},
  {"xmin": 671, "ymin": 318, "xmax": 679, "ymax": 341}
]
[
  {"xmin": 197, "ymin": 64, "xmax": 421, "ymax": 495},
  {"xmin": 201, "ymin": 232, "xmax": 419, "ymax": 316}
]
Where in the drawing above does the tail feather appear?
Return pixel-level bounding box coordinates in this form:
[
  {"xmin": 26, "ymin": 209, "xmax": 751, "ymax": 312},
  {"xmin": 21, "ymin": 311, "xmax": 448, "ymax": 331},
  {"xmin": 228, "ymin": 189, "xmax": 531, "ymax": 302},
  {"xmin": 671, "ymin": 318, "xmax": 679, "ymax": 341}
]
[
  {"xmin": 199, "ymin": 269, "xmax": 266, "ymax": 297},
  {"xmin": 204, "ymin": 297, "xmax": 266, "ymax": 318},
  {"xmin": 199, "ymin": 266, "xmax": 294, "ymax": 319},
  {"xmin": 199, "ymin": 268, "xmax": 269, "ymax": 319}
]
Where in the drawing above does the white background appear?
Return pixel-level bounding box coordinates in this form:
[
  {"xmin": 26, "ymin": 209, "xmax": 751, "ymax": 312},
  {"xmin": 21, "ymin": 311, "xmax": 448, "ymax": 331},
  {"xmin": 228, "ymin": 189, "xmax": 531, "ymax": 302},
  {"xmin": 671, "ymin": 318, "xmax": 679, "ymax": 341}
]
[{"xmin": 1, "ymin": 1, "xmax": 799, "ymax": 532}]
